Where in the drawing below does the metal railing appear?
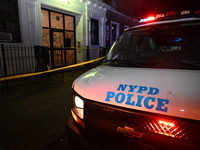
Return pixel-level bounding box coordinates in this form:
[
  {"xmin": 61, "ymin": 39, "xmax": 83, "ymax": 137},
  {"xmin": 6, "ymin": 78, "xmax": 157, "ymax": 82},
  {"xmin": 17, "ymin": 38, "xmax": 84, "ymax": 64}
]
[
  {"xmin": 0, "ymin": 44, "xmax": 36, "ymax": 77},
  {"xmin": 0, "ymin": 44, "xmax": 108, "ymax": 96},
  {"xmin": 0, "ymin": 44, "xmax": 63, "ymax": 96},
  {"xmin": 0, "ymin": 70, "xmax": 63, "ymax": 96}
]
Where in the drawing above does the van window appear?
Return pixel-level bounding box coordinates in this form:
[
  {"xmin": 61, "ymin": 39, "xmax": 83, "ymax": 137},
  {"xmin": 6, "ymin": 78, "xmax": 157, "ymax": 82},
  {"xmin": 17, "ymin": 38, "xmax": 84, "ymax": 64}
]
[{"xmin": 106, "ymin": 21, "xmax": 200, "ymax": 70}]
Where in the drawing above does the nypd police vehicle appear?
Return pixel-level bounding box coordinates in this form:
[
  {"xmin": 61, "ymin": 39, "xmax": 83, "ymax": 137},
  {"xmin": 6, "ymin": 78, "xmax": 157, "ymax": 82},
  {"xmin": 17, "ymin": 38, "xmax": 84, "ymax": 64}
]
[{"xmin": 66, "ymin": 10, "xmax": 200, "ymax": 150}]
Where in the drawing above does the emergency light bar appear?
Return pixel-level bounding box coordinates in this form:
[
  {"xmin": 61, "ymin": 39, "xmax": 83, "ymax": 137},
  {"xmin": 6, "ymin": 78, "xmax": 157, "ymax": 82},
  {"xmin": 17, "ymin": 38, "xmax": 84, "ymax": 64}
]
[
  {"xmin": 195, "ymin": 10, "xmax": 200, "ymax": 14},
  {"xmin": 181, "ymin": 10, "xmax": 190, "ymax": 15},
  {"xmin": 140, "ymin": 17, "xmax": 154, "ymax": 22},
  {"xmin": 156, "ymin": 13, "xmax": 165, "ymax": 18},
  {"xmin": 139, "ymin": 9, "xmax": 200, "ymax": 23},
  {"xmin": 166, "ymin": 11, "xmax": 176, "ymax": 16}
]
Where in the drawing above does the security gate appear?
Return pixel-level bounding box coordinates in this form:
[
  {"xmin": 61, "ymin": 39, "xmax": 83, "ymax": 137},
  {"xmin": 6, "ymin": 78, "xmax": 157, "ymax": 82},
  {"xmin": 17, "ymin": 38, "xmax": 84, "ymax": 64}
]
[{"xmin": 41, "ymin": 9, "xmax": 76, "ymax": 68}]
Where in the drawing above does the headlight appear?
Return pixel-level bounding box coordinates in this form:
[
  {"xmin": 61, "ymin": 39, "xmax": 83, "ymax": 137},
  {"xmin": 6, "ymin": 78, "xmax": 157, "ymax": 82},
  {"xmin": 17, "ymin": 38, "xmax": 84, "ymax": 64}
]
[
  {"xmin": 74, "ymin": 96, "xmax": 84, "ymax": 109},
  {"xmin": 73, "ymin": 95, "xmax": 84, "ymax": 119},
  {"xmin": 71, "ymin": 94, "xmax": 85, "ymax": 128}
]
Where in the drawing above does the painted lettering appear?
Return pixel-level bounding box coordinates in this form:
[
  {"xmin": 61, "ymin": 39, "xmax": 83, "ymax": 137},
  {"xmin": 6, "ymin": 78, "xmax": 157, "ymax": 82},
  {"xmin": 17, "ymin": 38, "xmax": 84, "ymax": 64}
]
[
  {"xmin": 147, "ymin": 87, "xmax": 160, "ymax": 95},
  {"xmin": 117, "ymin": 84, "xmax": 128, "ymax": 91},
  {"xmin": 117, "ymin": 84, "xmax": 160, "ymax": 95},
  {"xmin": 105, "ymin": 84, "xmax": 169, "ymax": 112},
  {"xmin": 135, "ymin": 95, "xmax": 143, "ymax": 107},
  {"xmin": 128, "ymin": 85, "xmax": 138, "ymax": 92},
  {"xmin": 137, "ymin": 86, "xmax": 148, "ymax": 93},
  {"xmin": 144, "ymin": 97, "xmax": 155, "ymax": 109},
  {"xmin": 156, "ymin": 98, "xmax": 169, "ymax": 112},
  {"xmin": 115, "ymin": 93, "xmax": 125, "ymax": 103},
  {"xmin": 105, "ymin": 91, "xmax": 115, "ymax": 101},
  {"xmin": 125, "ymin": 94, "xmax": 134, "ymax": 106}
]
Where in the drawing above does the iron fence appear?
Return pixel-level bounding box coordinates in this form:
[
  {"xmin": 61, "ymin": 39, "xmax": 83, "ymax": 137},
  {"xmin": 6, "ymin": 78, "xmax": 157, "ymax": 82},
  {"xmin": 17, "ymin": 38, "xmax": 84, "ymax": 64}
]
[
  {"xmin": 0, "ymin": 70, "xmax": 63, "ymax": 96},
  {"xmin": 0, "ymin": 44, "xmax": 36, "ymax": 77},
  {"xmin": 0, "ymin": 44, "xmax": 108, "ymax": 96},
  {"xmin": 49, "ymin": 47, "xmax": 76, "ymax": 68},
  {"xmin": 0, "ymin": 44, "xmax": 63, "ymax": 96}
]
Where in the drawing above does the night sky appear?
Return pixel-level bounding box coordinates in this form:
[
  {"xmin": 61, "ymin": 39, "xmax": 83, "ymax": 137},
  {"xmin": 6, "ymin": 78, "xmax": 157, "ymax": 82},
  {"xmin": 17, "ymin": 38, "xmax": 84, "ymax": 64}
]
[{"xmin": 135, "ymin": 0, "xmax": 200, "ymax": 19}]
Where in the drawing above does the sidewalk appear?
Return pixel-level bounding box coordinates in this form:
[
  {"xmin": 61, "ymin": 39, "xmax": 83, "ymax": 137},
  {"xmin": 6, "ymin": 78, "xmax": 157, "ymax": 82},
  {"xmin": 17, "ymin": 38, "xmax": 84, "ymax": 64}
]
[{"xmin": 0, "ymin": 68, "xmax": 89, "ymax": 150}]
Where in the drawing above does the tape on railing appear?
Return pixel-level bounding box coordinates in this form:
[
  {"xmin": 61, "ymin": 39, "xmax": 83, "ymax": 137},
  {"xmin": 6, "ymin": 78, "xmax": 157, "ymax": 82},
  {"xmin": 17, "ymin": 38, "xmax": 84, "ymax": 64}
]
[
  {"xmin": 64, "ymin": 47, "xmax": 103, "ymax": 49},
  {"xmin": 0, "ymin": 56, "xmax": 105, "ymax": 82}
]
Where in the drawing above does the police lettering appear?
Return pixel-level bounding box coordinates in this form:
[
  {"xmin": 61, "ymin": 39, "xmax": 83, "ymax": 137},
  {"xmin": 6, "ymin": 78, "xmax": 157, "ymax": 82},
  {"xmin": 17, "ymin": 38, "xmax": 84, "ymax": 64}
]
[
  {"xmin": 105, "ymin": 84, "xmax": 169, "ymax": 112},
  {"xmin": 116, "ymin": 84, "xmax": 159, "ymax": 95}
]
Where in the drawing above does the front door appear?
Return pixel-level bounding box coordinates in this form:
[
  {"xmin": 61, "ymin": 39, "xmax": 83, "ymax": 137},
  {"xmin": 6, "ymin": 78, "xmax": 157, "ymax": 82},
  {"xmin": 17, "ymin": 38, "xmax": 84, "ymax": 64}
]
[
  {"xmin": 110, "ymin": 21, "xmax": 119, "ymax": 46},
  {"xmin": 51, "ymin": 29, "xmax": 65, "ymax": 67},
  {"xmin": 41, "ymin": 9, "xmax": 76, "ymax": 68},
  {"xmin": 90, "ymin": 19, "xmax": 99, "ymax": 60}
]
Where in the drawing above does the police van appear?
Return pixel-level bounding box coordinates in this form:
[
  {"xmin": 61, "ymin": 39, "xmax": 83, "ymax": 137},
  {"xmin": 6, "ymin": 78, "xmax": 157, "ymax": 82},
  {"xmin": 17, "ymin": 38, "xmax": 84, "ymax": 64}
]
[{"xmin": 66, "ymin": 10, "xmax": 200, "ymax": 150}]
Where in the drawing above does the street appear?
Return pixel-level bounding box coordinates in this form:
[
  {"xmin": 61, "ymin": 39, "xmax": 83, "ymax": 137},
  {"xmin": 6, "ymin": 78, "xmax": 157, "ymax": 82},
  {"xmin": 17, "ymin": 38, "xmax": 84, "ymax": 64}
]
[
  {"xmin": 0, "ymin": 68, "xmax": 90, "ymax": 150},
  {"xmin": 47, "ymin": 137, "xmax": 72, "ymax": 150}
]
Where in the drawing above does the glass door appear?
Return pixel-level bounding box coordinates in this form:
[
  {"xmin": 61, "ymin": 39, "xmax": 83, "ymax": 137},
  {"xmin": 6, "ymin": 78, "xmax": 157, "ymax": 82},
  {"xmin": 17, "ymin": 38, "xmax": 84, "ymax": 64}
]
[
  {"xmin": 52, "ymin": 29, "xmax": 64, "ymax": 48},
  {"xmin": 41, "ymin": 9, "xmax": 76, "ymax": 68}
]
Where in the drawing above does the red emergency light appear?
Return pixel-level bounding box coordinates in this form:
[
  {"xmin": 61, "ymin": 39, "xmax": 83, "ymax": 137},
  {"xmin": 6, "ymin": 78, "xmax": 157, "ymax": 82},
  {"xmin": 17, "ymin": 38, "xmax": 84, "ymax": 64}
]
[
  {"xmin": 166, "ymin": 11, "xmax": 176, "ymax": 16},
  {"xmin": 139, "ymin": 16, "xmax": 155, "ymax": 23},
  {"xmin": 158, "ymin": 120, "xmax": 175, "ymax": 127},
  {"xmin": 139, "ymin": 9, "xmax": 200, "ymax": 24},
  {"xmin": 195, "ymin": 10, "xmax": 200, "ymax": 14},
  {"xmin": 147, "ymin": 16, "xmax": 155, "ymax": 21},
  {"xmin": 156, "ymin": 13, "xmax": 165, "ymax": 18}
]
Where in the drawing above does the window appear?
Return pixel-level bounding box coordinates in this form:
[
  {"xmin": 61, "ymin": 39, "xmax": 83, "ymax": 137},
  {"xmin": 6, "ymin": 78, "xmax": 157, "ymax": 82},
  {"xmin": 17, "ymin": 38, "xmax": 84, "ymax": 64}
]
[
  {"xmin": 41, "ymin": 9, "xmax": 75, "ymax": 48},
  {"xmin": 112, "ymin": 0, "xmax": 117, "ymax": 9},
  {"xmin": 110, "ymin": 21, "xmax": 119, "ymax": 45},
  {"xmin": 102, "ymin": 0, "xmax": 112, "ymax": 6},
  {"xmin": 106, "ymin": 21, "xmax": 200, "ymax": 70},
  {"xmin": 91, "ymin": 19, "xmax": 99, "ymax": 45},
  {"xmin": 0, "ymin": 0, "xmax": 21, "ymax": 43}
]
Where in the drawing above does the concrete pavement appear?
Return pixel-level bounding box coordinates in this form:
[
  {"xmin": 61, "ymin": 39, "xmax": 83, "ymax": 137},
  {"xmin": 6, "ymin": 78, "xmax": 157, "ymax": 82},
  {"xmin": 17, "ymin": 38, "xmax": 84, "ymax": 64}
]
[{"xmin": 0, "ymin": 68, "xmax": 89, "ymax": 150}]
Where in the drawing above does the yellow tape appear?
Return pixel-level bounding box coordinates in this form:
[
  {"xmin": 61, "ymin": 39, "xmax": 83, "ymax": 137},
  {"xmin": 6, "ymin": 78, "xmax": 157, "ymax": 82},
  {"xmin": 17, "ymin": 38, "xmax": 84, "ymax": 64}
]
[
  {"xmin": 0, "ymin": 56, "xmax": 106, "ymax": 82},
  {"xmin": 64, "ymin": 47, "xmax": 103, "ymax": 50}
]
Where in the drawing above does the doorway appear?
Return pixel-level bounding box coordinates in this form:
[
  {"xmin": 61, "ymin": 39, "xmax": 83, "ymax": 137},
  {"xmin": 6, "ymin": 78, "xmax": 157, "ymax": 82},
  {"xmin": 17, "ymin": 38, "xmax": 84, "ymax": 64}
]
[
  {"xmin": 41, "ymin": 9, "xmax": 76, "ymax": 68},
  {"xmin": 110, "ymin": 21, "xmax": 119, "ymax": 46}
]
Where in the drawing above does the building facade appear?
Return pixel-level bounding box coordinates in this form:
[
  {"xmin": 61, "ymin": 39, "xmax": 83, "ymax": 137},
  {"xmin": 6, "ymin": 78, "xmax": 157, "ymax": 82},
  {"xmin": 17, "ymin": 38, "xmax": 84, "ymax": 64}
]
[{"xmin": 0, "ymin": 0, "xmax": 136, "ymax": 75}]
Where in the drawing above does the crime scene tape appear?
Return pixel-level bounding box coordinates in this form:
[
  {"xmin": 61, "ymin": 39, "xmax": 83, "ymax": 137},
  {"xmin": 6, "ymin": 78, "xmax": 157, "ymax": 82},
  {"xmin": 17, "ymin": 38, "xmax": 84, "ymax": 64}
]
[
  {"xmin": 64, "ymin": 47, "xmax": 101, "ymax": 49},
  {"xmin": 0, "ymin": 56, "xmax": 106, "ymax": 82}
]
